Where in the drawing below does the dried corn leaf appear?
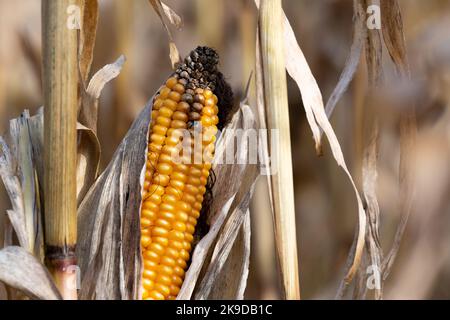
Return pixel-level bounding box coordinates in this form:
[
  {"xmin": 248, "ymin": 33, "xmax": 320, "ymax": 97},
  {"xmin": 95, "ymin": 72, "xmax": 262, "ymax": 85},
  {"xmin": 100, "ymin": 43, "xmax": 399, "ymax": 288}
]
[
  {"xmin": 148, "ymin": 0, "xmax": 181, "ymax": 68},
  {"xmin": 361, "ymin": 122, "xmax": 383, "ymax": 299},
  {"xmin": 379, "ymin": 0, "xmax": 417, "ymax": 280},
  {"xmin": 325, "ymin": 0, "xmax": 366, "ymax": 118},
  {"xmin": 364, "ymin": 0, "xmax": 383, "ymax": 86},
  {"xmin": 77, "ymin": 56, "xmax": 125, "ymax": 203},
  {"xmin": 0, "ymin": 136, "xmax": 30, "ymax": 251},
  {"xmin": 77, "ymin": 100, "xmax": 151, "ymax": 300},
  {"xmin": 79, "ymin": 0, "xmax": 99, "ymax": 84},
  {"xmin": 0, "ymin": 246, "xmax": 61, "ymax": 300},
  {"xmin": 79, "ymin": 55, "xmax": 126, "ymax": 132},
  {"xmin": 380, "ymin": 0, "xmax": 410, "ymax": 77}
]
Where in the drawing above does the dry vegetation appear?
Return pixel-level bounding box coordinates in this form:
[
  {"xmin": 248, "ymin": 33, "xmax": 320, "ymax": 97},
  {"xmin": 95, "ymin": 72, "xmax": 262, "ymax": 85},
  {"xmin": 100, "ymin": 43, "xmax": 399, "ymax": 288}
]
[{"xmin": 0, "ymin": 0, "xmax": 450, "ymax": 300}]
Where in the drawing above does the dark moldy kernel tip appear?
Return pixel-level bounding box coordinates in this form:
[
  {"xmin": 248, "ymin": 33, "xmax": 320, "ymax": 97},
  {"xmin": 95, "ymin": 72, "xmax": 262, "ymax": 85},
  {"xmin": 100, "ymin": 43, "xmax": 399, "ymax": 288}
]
[{"xmin": 174, "ymin": 46, "xmax": 234, "ymax": 130}]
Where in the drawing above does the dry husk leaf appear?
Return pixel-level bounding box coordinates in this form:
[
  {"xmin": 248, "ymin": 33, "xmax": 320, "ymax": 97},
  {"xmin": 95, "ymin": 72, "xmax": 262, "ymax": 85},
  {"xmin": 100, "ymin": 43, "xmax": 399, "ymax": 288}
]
[{"xmin": 0, "ymin": 246, "xmax": 61, "ymax": 300}]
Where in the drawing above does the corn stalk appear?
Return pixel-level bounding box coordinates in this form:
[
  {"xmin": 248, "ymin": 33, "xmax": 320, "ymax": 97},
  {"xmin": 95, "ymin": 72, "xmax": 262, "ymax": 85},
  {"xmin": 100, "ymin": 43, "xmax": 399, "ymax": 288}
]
[
  {"xmin": 42, "ymin": 0, "xmax": 79, "ymax": 300},
  {"xmin": 258, "ymin": 0, "xmax": 300, "ymax": 300}
]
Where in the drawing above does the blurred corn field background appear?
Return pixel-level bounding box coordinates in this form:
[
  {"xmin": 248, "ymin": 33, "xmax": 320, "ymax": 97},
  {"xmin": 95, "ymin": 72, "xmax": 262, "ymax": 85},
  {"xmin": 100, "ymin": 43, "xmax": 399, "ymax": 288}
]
[{"xmin": 1, "ymin": 0, "xmax": 450, "ymax": 299}]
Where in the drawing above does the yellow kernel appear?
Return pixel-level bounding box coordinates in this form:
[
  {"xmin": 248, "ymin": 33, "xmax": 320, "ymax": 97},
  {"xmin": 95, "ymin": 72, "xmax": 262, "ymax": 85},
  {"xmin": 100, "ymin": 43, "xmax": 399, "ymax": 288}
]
[
  {"xmin": 161, "ymin": 256, "xmax": 176, "ymax": 268},
  {"xmin": 174, "ymin": 164, "xmax": 189, "ymax": 174},
  {"xmin": 141, "ymin": 217, "xmax": 152, "ymax": 228},
  {"xmin": 163, "ymin": 99, "xmax": 178, "ymax": 111},
  {"xmin": 170, "ymin": 179, "xmax": 185, "ymax": 190},
  {"xmin": 155, "ymin": 218, "xmax": 171, "ymax": 229},
  {"xmin": 211, "ymin": 115, "xmax": 219, "ymax": 125},
  {"xmin": 152, "ymin": 236, "xmax": 169, "ymax": 247},
  {"xmin": 173, "ymin": 83, "xmax": 185, "ymax": 94},
  {"xmin": 193, "ymin": 202, "xmax": 202, "ymax": 211},
  {"xmin": 187, "ymin": 217, "xmax": 197, "ymax": 226},
  {"xmin": 141, "ymin": 235, "xmax": 151, "ymax": 248},
  {"xmin": 149, "ymin": 243, "xmax": 165, "ymax": 256},
  {"xmin": 172, "ymin": 111, "xmax": 188, "ymax": 122},
  {"xmin": 152, "ymin": 124, "xmax": 167, "ymax": 136},
  {"xmin": 190, "ymin": 210, "xmax": 200, "ymax": 219},
  {"xmin": 212, "ymin": 94, "xmax": 218, "ymax": 104},
  {"xmin": 173, "ymin": 268, "xmax": 184, "ymax": 281},
  {"xmin": 169, "ymin": 240, "xmax": 184, "ymax": 251},
  {"xmin": 162, "ymin": 194, "xmax": 177, "ymax": 204},
  {"xmin": 166, "ymin": 77, "xmax": 178, "ymax": 89},
  {"xmin": 186, "ymin": 224, "xmax": 195, "ymax": 234},
  {"xmin": 159, "ymin": 87, "xmax": 171, "ymax": 99},
  {"xmin": 183, "ymin": 241, "xmax": 191, "ymax": 251},
  {"xmin": 149, "ymin": 143, "xmax": 162, "ymax": 153},
  {"xmin": 182, "ymin": 193, "xmax": 196, "ymax": 204},
  {"xmin": 143, "ymin": 250, "xmax": 160, "ymax": 263},
  {"xmin": 190, "ymin": 168, "xmax": 202, "ymax": 177},
  {"xmin": 159, "ymin": 211, "xmax": 175, "ymax": 222},
  {"xmin": 187, "ymin": 176, "xmax": 201, "ymax": 186},
  {"xmin": 172, "ymin": 274, "xmax": 183, "ymax": 286},
  {"xmin": 196, "ymin": 195, "xmax": 204, "ymax": 203},
  {"xmin": 151, "ymin": 227, "xmax": 169, "ymax": 238},
  {"xmin": 177, "ymin": 101, "xmax": 190, "ymax": 113},
  {"xmin": 173, "ymin": 221, "xmax": 186, "ymax": 232},
  {"xmin": 166, "ymin": 186, "xmax": 182, "ymax": 198},
  {"xmin": 165, "ymin": 135, "xmax": 181, "ymax": 146},
  {"xmin": 149, "ymin": 290, "xmax": 165, "ymax": 300},
  {"xmin": 144, "ymin": 259, "xmax": 158, "ymax": 270},
  {"xmin": 148, "ymin": 184, "xmax": 165, "ymax": 196},
  {"xmin": 156, "ymin": 274, "xmax": 172, "ymax": 286},
  {"xmin": 160, "ymin": 203, "xmax": 175, "ymax": 213},
  {"xmin": 185, "ymin": 185, "xmax": 199, "ymax": 195},
  {"xmin": 155, "ymin": 118, "xmax": 171, "ymax": 129},
  {"xmin": 179, "ymin": 249, "xmax": 190, "ymax": 261},
  {"xmin": 143, "ymin": 269, "xmax": 157, "ymax": 280},
  {"xmin": 147, "ymin": 193, "xmax": 162, "ymax": 205},
  {"xmin": 165, "ymin": 247, "xmax": 180, "ymax": 259},
  {"xmin": 171, "ymin": 120, "xmax": 187, "ymax": 129},
  {"xmin": 176, "ymin": 201, "xmax": 191, "ymax": 212},
  {"xmin": 171, "ymin": 172, "xmax": 187, "ymax": 183},
  {"xmin": 168, "ymin": 91, "xmax": 181, "ymax": 103},
  {"xmin": 154, "ymin": 283, "xmax": 170, "ymax": 297},
  {"xmin": 169, "ymin": 230, "xmax": 185, "ymax": 242},
  {"xmin": 158, "ymin": 107, "xmax": 174, "ymax": 118},
  {"xmin": 170, "ymin": 285, "xmax": 180, "ymax": 296},
  {"xmin": 201, "ymin": 116, "xmax": 213, "ymax": 127},
  {"xmin": 141, "ymin": 209, "xmax": 157, "ymax": 221},
  {"xmin": 142, "ymin": 289, "xmax": 149, "ymax": 299},
  {"xmin": 157, "ymin": 163, "xmax": 172, "ymax": 175},
  {"xmin": 157, "ymin": 264, "xmax": 174, "ymax": 277},
  {"xmin": 203, "ymin": 89, "xmax": 213, "ymax": 99},
  {"xmin": 153, "ymin": 174, "xmax": 170, "ymax": 187},
  {"xmin": 184, "ymin": 233, "xmax": 194, "ymax": 243},
  {"xmin": 202, "ymin": 106, "xmax": 215, "ymax": 117},
  {"xmin": 177, "ymin": 259, "xmax": 187, "ymax": 269},
  {"xmin": 175, "ymin": 212, "xmax": 189, "ymax": 222},
  {"xmin": 154, "ymin": 98, "xmax": 164, "ymax": 109},
  {"xmin": 142, "ymin": 278, "xmax": 154, "ymax": 290}
]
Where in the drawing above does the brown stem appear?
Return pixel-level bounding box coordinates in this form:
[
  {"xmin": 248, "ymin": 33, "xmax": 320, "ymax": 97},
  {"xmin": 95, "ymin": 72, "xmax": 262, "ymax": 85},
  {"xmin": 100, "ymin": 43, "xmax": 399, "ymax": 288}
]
[{"xmin": 42, "ymin": 0, "xmax": 79, "ymax": 299}]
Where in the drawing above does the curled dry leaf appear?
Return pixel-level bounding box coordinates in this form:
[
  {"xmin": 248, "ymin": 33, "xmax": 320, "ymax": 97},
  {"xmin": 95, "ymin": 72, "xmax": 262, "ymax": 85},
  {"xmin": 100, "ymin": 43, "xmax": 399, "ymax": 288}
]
[
  {"xmin": 325, "ymin": 0, "xmax": 366, "ymax": 119},
  {"xmin": 0, "ymin": 246, "xmax": 61, "ymax": 300},
  {"xmin": 148, "ymin": 0, "xmax": 181, "ymax": 68},
  {"xmin": 77, "ymin": 56, "xmax": 125, "ymax": 203}
]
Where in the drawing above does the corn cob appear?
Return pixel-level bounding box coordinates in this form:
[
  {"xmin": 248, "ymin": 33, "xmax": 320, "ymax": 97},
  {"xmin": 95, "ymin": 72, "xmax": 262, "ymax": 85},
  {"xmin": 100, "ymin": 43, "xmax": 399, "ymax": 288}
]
[{"xmin": 140, "ymin": 47, "xmax": 228, "ymax": 300}]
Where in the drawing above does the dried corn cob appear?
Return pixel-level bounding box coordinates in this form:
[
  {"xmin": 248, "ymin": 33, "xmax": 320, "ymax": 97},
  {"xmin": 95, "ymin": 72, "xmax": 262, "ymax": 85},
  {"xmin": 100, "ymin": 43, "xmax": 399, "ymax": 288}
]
[{"xmin": 140, "ymin": 47, "xmax": 231, "ymax": 300}]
